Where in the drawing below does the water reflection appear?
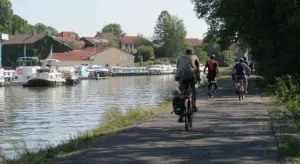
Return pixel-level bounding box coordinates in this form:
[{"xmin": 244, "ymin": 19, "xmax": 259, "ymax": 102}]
[{"xmin": 0, "ymin": 75, "xmax": 177, "ymax": 157}]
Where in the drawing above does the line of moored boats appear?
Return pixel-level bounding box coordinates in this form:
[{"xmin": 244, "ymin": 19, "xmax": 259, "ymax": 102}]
[{"xmin": 0, "ymin": 57, "xmax": 178, "ymax": 88}]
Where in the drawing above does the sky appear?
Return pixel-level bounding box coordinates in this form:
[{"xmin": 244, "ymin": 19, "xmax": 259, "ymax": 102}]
[{"xmin": 10, "ymin": 0, "xmax": 208, "ymax": 39}]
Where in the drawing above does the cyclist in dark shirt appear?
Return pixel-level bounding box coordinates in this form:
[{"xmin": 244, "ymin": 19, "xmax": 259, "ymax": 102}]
[
  {"xmin": 203, "ymin": 54, "xmax": 219, "ymax": 95},
  {"xmin": 233, "ymin": 58, "xmax": 251, "ymax": 94}
]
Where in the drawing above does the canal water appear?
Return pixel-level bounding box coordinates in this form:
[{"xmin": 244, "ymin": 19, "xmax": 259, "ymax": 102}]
[{"xmin": 0, "ymin": 75, "xmax": 180, "ymax": 158}]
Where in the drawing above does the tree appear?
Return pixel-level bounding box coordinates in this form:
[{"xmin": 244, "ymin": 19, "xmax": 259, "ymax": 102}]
[
  {"xmin": 137, "ymin": 46, "xmax": 154, "ymax": 61},
  {"xmin": 153, "ymin": 10, "xmax": 171, "ymax": 43},
  {"xmin": 101, "ymin": 23, "xmax": 125, "ymax": 37},
  {"xmin": 135, "ymin": 34, "xmax": 153, "ymax": 47},
  {"xmin": 33, "ymin": 23, "xmax": 58, "ymax": 35},
  {"xmin": 11, "ymin": 15, "xmax": 34, "ymax": 35},
  {"xmin": 221, "ymin": 50, "xmax": 235, "ymax": 67},
  {"xmin": 193, "ymin": 47, "xmax": 209, "ymax": 63},
  {"xmin": 191, "ymin": 0, "xmax": 300, "ymax": 82},
  {"xmin": 46, "ymin": 26, "xmax": 58, "ymax": 36},
  {"xmin": 153, "ymin": 11, "xmax": 187, "ymax": 59},
  {"xmin": 0, "ymin": 0, "xmax": 13, "ymax": 33},
  {"xmin": 107, "ymin": 40, "xmax": 118, "ymax": 47}
]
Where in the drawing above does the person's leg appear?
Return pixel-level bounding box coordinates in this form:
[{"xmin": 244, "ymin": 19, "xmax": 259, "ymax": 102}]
[
  {"xmin": 191, "ymin": 82, "xmax": 198, "ymax": 112},
  {"xmin": 207, "ymin": 75, "xmax": 212, "ymax": 95},
  {"xmin": 177, "ymin": 80, "xmax": 184, "ymax": 122},
  {"xmin": 243, "ymin": 76, "xmax": 248, "ymax": 94},
  {"xmin": 235, "ymin": 75, "xmax": 239, "ymax": 94},
  {"xmin": 213, "ymin": 75, "xmax": 218, "ymax": 90}
]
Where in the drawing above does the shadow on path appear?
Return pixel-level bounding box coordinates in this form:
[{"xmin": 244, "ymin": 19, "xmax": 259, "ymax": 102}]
[{"xmin": 61, "ymin": 76, "xmax": 280, "ymax": 164}]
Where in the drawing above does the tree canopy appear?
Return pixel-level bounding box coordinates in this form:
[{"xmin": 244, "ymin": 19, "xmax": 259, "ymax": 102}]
[
  {"xmin": 101, "ymin": 23, "xmax": 126, "ymax": 37},
  {"xmin": 135, "ymin": 34, "xmax": 153, "ymax": 47},
  {"xmin": 191, "ymin": 0, "xmax": 300, "ymax": 82},
  {"xmin": 153, "ymin": 10, "xmax": 187, "ymax": 59},
  {"xmin": 0, "ymin": 0, "xmax": 58, "ymax": 36}
]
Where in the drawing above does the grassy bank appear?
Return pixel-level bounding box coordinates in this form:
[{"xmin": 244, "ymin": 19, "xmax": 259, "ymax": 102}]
[
  {"xmin": 1, "ymin": 102, "xmax": 171, "ymax": 164},
  {"xmin": 262, "ymin": 76, "xmax": 300, "ymax": 163}
]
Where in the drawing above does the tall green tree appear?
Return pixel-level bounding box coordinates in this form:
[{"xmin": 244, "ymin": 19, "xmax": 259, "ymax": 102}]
[
  {"xmin": 153, "ymin": 11, "xmax": 187, "ymax": 59},
  {"xmin": 0, "ymin": 0, "xmax": 13, "ymax": 33},
  {"xmin": 101, "ymin": 23, "xmax": 125, "ymax": 37},
  {"xmin": 11, "ymin": 15, "xmax": 34, "ymax": 35},
  {"xmin": 153, "ymin": 10, "xmax": 171, "ymax": 44}
]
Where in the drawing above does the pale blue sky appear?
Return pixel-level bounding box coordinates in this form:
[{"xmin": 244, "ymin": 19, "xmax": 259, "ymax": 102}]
[{"xmin": 10, "ymin": 0, "xmax": 208, "ymax": 39}]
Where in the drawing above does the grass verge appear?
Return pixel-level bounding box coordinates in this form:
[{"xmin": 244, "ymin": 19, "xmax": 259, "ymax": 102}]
[
  {"xmin": 1, "ymin": 102, "xmax": 171, "ymax": 164},
  {"xmin": 263, "ymin": 96, "xmax": 300, "ymax": 163}
]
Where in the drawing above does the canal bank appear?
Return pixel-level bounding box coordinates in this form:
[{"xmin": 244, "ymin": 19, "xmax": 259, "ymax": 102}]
[
  {"xmin": 1, "ymin": 102, "xmax": 172, "ymax": 164},
  {"xmin": 0, "ymin": 75, "xmax": 180, "ymax": 159}
]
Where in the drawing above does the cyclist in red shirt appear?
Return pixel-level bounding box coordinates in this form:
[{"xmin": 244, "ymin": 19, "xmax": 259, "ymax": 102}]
[{"xmin": 203, "ymin": 54, "xmax": 219, "ymax": 95}]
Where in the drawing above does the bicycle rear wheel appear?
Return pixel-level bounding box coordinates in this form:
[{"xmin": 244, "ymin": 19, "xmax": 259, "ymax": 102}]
[
  {"xmin": 210, "ymin": 84, "xmax": 215, "ymax": 99},
  {"xmin": 189, "ymin": 107, "xmax": 193, "ymax": 127},
  {"xmin": 184, "ymin": 105, "xmax": 189, "ymax": 131},
  {"xmin": 238, "ymin": 84, "xmax": 242, "ymax": 101}
]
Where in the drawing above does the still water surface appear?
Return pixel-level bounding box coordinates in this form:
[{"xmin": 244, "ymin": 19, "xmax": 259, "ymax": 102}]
[{"xmin": 0, "ymin": 75, "xmax": 178, "ymax": 157}]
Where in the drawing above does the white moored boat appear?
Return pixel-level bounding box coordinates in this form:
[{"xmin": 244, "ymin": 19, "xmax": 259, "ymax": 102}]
[
  {"xmin": 11, "ymin": 57, "xmax": 41, "ymax": 85},
  {"xmin": 23, "ymin": 67, "xmax": 66, "ymax": 87},
  {"xmin": 148, "ymin": 64, "xmax": 172, "ymax": 75},
  {"xmin": 23, "ymin": 59, "xmax": 66, "ymax": 87},
  {"xmin": 57, "ymin": 66, "xmax": 80, "ymax": 85}
]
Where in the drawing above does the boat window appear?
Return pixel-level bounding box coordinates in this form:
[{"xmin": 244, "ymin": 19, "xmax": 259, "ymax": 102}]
[
  {"xmin": 15, "ymin": 76, "xmax": 18, "ymax": 79},
  {"xmin": 27, "ymin": 76, "xmax": 30, "ymax": 79},
  {"xmin": 51, "ymin": 70, "xmax": 54, "ymax": 73},
  {"xmin": 50, "ymin": 75, "xmax": 53, "ymax": 79}
]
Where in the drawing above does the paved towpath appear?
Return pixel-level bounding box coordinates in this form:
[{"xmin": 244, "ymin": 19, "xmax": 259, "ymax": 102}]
[{"xmin": 61, "ymin": 76, "xmax": 280, "ymax": 164}]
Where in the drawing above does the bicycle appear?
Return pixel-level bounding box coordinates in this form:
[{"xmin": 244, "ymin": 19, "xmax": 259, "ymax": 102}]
[
  {"xmin": 181, "ymin": 81, "xmax": 194, "ymax": 131},
  {"xmin": 208, "ymin": 80, "xmax": 217, "ymax": 99},
  {"xmin": 237, "ymin": 79, "xmax": 245, "ymax": 101},
  {"xmin": 205, "ymin": 73, "xmax": 218, "ymax": 99}
]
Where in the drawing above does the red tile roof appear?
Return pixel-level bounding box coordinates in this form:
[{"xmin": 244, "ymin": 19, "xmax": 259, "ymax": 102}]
[
  {"xmin": 55, "ymin": 37, "xmax": 85, "ymax": 48},
  {"xmin": 2, "ymin": 35, "xmax": 46, "ymax": 45},
  {"xmin": 119, "ymin": 36, "xmax": 137, "ymax": 44},
  {"xmin": 56, "ymin": 32, "xmax": 76, "ymax": 38},
  {"xmin": 185, "ymin": 38, "xmax": 203, "ymax": 47},
  {"xmin": 81, "ymin": 37, "xmax": 109, "ymax": 45},
  {"xmin": 95, "ymin": 32, "xmax": 118, "ymax": 40},
  {"xmin": 52, "ymin": 47, "xmax": 111, "ymax": 61}
]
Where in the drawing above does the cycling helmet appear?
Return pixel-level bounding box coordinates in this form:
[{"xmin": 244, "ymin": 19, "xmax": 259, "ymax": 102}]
[
  {"xmin": 239, "ymin": 57, "xmax": 244, "ymax": 62},
  {"xmin": 234, "ymin": 57, "xmax": 239, "ymax": 62},
  {"xmin": 185, "ymin": 48, "xmax": 192, "ymax": 55},
  {"xmin": 210, "ymin": 54, "xmax": 215, "ymax": 60}
]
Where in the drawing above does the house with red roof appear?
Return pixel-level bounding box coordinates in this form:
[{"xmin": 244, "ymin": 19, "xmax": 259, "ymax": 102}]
[
  {"xmin": 47, "ymin": 47, "xmax": 134, "ymax": 67},
  {"xmin": 80, "ymin": 37, "xmax": 110, "ymax": 48},
  {"xmin": 185, "ymin": 38, "xmax": 203, "ymax": 48},
  {"xmin": 2, "ymin": 34, "xmax": 74, "ymax": 67},
  {"xmin": 55, "ymin": 32, "xmax": 85, "ymax": 49},
  {"xmin": 94, "ymin": 32, "xmax": 119, "ymax": 41},
  {"xmin": 119, "ymin": 36, "xmax": 138, "ymax": 52}
]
